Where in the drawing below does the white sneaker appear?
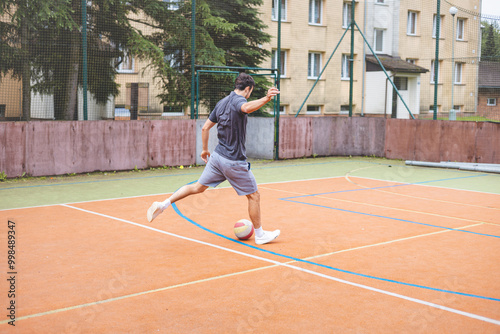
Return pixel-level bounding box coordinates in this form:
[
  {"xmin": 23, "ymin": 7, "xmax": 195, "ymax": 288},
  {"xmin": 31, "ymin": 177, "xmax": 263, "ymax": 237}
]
[
  {"xmin": 255, "ymin": 230, "xmax": 280, "ymax": 245},
  {"xmin": 147, "ymin": 202, "xmax": 163, "ymax": 222}
]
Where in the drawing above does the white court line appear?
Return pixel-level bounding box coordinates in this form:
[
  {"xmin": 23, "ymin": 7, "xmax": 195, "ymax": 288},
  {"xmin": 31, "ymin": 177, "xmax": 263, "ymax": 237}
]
[
  {"xmin": 9, "ymin": 203, "xmax": 496, "ymax": 327},
  {"xmin": 0, "ymin": 264, "xmax": 276, "ymax": 325},
  {"xmin": 0, "ymin": 176, "xmax": 345, "ymax": 212},
  {"xmin": 347, "ymin": 174, "xmax": 500, "ymax": 196},
  {"xmin": 1, "ymin": 168, "xmax": 498, "ymax": 212}
]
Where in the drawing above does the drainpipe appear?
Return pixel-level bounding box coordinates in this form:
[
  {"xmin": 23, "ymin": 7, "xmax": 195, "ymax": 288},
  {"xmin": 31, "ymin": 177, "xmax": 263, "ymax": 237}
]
[
  {"xmin": 384, "ymin": 72, "xmax": 396, "ymax": 118},
  {"xmin": 361, "ymin": 0, "xmax": 367, "ymax": 116}
]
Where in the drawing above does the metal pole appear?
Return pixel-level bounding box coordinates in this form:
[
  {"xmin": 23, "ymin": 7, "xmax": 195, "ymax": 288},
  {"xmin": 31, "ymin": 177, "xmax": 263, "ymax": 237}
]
[
  {"xmin": 275, "ymin": 0, "xmax": 281, "ymax": 160},
  {"xmin": 449, "ymin": 7, "xmax": 457, "ymax": 120},
  {"xmin": 190, "ymin": 0, "xmax": 196, "ymax": 119},
  {"xmin": 361, "ymin": 0, "xmax": 367, "ymax": 117},
  {"xmin": 82, "ymin": 0, "xmax": 88, "ymax": 120},
  {"xmin": 295, "ymin": 28, "xmax": 349, "ymax": 117},
  {"xmin": 354, "ymin": 21, "xmax": 415, "ymax": 119},
  {"xmin": 433, "ymin": 0, "xmax": 441, "ymax": 120},
  {"xmin": 349, "ymin": 0, "xmax": 355, "ymax": 117}
]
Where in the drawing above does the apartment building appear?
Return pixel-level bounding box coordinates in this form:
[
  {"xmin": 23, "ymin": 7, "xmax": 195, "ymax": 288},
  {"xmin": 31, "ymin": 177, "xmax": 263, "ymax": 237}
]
[
  {"xmin": 262, "ymin": 0, "xmax": 366, "ymax": 116},
  {"xmin": 0, "ymin": 0, "xmax": 481, "ymax": 120},
  {"xmin": 262, "ymin": 0, "xmax": 481, "ymax": 118}
]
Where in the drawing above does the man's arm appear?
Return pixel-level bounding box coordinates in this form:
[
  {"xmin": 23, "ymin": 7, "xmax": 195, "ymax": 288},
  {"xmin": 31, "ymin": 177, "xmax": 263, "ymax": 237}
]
[
  {"xmin": 241, "ymin": 87, "xmax": 280, "ymax": 114},
  {"xmin": 201, "ymin": 118, "xmax": 216, "ymax": 163}
]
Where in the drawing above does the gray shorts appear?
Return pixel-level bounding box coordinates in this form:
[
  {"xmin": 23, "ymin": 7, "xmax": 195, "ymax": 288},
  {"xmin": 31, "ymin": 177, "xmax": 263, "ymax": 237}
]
[{"xmin": 198, "ymin": 151, "xmax": 258, "ymax": 196}]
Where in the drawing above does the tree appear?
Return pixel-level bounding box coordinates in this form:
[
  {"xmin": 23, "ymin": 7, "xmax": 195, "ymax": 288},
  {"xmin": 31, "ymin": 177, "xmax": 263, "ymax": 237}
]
[
  {"xmin": 200, "ymin": 0, "xmax": 273, "ymax": 114},
  {"xmin": 481, "ymin": 21, "xmax": 500, "ymax": 61},
  {"xmin": 0, "ymin": 0, "xmax": 76, "ymax": 120},
  {"xmin": 157, "ymin": 0, "xmax": 273, "ymax": 114},
  {"xmin": 1, "ymin": 0, "xmax": 272, "ymax": 120}
]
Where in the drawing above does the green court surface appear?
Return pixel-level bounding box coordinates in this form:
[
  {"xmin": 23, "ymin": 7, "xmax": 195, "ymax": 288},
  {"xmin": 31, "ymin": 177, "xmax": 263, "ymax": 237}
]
[{"xmin": 1, "ymin": 157, "xmax": 499, "ymax": 210}]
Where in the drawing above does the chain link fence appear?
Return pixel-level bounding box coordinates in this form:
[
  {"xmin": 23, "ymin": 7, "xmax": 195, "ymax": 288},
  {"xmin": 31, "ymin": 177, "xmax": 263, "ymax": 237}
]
[{"xmin": 1, "ymin": 0, "xmax": 499, "ymax": 122}]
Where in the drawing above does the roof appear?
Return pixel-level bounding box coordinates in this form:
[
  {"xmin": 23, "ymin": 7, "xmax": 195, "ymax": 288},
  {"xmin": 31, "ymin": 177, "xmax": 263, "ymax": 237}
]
[
  {"xmin": 478, "ymin": 61, "xmax": 500, "ymax": 88},
  {"xmin": 366, "ymin": 55, "xmax": 429, "ymax": 74}
]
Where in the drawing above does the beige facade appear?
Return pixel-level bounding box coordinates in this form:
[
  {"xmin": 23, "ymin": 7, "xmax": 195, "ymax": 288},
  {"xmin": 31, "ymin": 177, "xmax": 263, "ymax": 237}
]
[
  {"xmin": 0, "ymin": 74, "xmax": 22, "ymax": 119},
  {"xmin": 398, "ymin": 0, "xmax": 481, "ymax": 116},
  {"xmin": 115, "ymin": 56, "xmax": 172, "ymax": 116},
  {"xmin": 1, "ymin": 1, "xmax": 481, "ymax": 120},
  {"xmin": 261, "ymin": 0, "xmax": 366, "ymax": 116},
  {"xmin": 114, "ymin": 11, "xmax": 174, "ymax": 118},
  {"xmin": 259, "ymin": 0, "xmax": 480, "ymax": 117}
]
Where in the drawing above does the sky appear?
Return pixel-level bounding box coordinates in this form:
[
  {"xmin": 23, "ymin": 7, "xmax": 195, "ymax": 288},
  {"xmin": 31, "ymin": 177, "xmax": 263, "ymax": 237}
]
[{"xmin": 481, "ymin": 0, "xmax": 500, "ymax": 18}]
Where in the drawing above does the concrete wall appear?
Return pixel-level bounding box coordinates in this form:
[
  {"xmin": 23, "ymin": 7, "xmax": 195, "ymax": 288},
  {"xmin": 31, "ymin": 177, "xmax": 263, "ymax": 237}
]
[
  {"xmin": 195, "ymin": 117, "xmax": 275, "ymax": 165},
  {"xmin": 384, "ymin": 119, "xmax": 499, "ymax": 163},
  {"xmin": 1, "ymin": 118, "xmax": 498, "ymax": 178},
  {"xmin": 279, "ymin": 117, "xmax": 386, "ymax": 159},
  {"xmin": 280, "ymin": 117, "xmax": 499, "ymax": 163},
  {"xmin": 0, "ymin": 120, "xmax": 195, "ymax": 177}
]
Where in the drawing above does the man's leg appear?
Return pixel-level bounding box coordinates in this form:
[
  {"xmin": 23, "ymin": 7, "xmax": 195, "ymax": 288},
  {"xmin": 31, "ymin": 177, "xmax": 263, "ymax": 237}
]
[
  {"xmin": 246, "ymin": 191, "xmax": 261, "ymax": 229},
  {"xmin": 246, "ymin": 190, "xmax": 280, "ymax": 245},
  {"xmin": 169, "ymin": 182, "xmax": 208, "ymax": 204},
  {"xmin": 147, "ymin": 182, "xmax": 208, "ymax": 222}
]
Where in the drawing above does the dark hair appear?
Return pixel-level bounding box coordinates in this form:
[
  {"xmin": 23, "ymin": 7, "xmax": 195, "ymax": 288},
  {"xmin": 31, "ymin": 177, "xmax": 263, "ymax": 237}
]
[{"xmin": 234, "ymin": 72, "xmax": 255, "ymax": 90}]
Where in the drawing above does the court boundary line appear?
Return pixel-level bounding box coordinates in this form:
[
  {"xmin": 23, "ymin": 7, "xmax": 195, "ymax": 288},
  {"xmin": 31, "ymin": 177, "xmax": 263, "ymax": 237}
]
[
  {"xmin": 279, "ymin": 198, "xmax": 500, "ymax": 239},
  {"xmin": 5, "ymin": 203, "xmax": 496, "ymax": 327},
  {"xmin": 259, "ymin": 185, "xmax": 499, "ymax": 226},
  {"xmin": 172, "ymin": 203, "xmax": 500, "ymax": 301},
  {"xmin": 0, "ymin": 176, "xmax": 343, "ymax": 212},
  {"xmin": 346, "ymin": 174, "xmax": 499, "ymax": 196},
  {"xmin": 0, "ymin": 263, "xmax": 277, "ymax": 325},
  {"xmin": 1, "ymin": 172, "xmax": 498, "ymax": 212}
]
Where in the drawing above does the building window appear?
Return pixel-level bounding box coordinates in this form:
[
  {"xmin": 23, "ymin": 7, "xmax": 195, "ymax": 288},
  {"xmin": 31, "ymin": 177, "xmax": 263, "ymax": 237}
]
[
  {"xmin": 163, "ymin": 105, "xmax": 184, "ymax": 116},
  {"xmin": 454, "ymin": 62, "xmax": 463, "ymax": 84},
  {"xmin": 429, "ymin": 105, "xmax": 440, "ymax": 113},
  {"xmin": 342, "ymin": 2, "xmax": 352, "ymax": 28},
  {"xmin": 272, "ymin": 49, "xmax": 287, "ymax": 77},
  {"xmin": 308, "ymin": 52, "xmax": 322, "ymax": 79},
  {"xmin": 376, "ymin": 0, "xmax": 385, "ymax": 3},
  {"xmin": 487, "ymin": 98, "xmax": 497, "ymax": 106},
  {"xmin": 272, "ymin": 0, "xmax": 287, "ymax": 21},
  {"xmin": 395, "ymin": 77, "xmax": 408, "ymax": 91},
  {"xmin": 430, "ymin": 60, "xmax": 441, "ymax": 84},
  {"xmin": 340, "ymin": 105, "xmax": 350, "ymax": 114},
  {"xmin": 164, "ymin": 43, "xmax": 183, "ymax": 72},
  {"xmin": 306, "ymin": 105, "xmax": 322, "ymax": 115},
  {"xmin": 309, "ymin": 0, "xmax": 322, "ymax": 25},
  {"xmin": 341, "ymin": 54, "xmax": 350, "ymax": 80},
  {"xmin": 279, "ymin": 105, "xmax": 287, "ymax": 114},
  {"xmin": 117, "ymin": 51, "xmax": 134, "ymax": 73},
  {"xmin": 407, "ymin": 11, "xmax": 417, "ymax": 35},
  {"xmin": 163, "ymin": 0, "xmax": 179, "ymax": 10},
  {"xmin": 456, "ymin": 18, "xmax": 465, "ymax": 40},
  {"xmin": 374, "ymin": 29, "xmax": 385, "ymax": 53},
  {"xmin": 432, "ymin": 14, "xmax": 444, "ymax": 38},
  {"xmin": 406, "ymin": 58, "xmax": 417, "ymax": 65},
  {"xmin": 453, "ymin": 105, "xmax": 462, "ymax": 112}
]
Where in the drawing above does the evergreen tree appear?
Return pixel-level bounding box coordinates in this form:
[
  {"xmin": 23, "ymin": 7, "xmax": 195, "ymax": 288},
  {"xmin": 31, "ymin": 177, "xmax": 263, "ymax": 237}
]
[
  {"xmin": 158, "ymin": 0, "xmax": 273, "ymax": 114},
  {"xmin": 481, "ymin": 21, "xmax": 500, "ymax": 61},
  {"xmin": 0, "ymin": 0, "xmax": 237, "ymax": 119}
]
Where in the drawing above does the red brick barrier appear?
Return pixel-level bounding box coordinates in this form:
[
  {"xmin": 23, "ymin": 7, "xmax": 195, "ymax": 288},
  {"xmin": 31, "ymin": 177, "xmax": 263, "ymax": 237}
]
[
  {"xmin": 280, "ymin": 117, "xmax": 499, "ymax": 164},
  {"xmin": 0, "ymin": 120, "xmax": 195, "ymax": 177},
  {"xmin": 1, "ymin": 118, "xmax": 498, "ymax": 178}
]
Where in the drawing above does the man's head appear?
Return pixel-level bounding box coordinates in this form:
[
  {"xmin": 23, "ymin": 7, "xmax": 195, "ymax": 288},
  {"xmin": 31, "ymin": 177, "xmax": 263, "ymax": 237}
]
[{"xmin": 234, "ymin": 73, "xmax": 255, "ymax": 99}]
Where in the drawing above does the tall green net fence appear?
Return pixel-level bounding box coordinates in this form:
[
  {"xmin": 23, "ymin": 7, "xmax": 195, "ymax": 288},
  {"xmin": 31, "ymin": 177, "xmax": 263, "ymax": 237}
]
[{"xmin": 0, "ymin": 0, "xmax": 499, "ymax": 122}]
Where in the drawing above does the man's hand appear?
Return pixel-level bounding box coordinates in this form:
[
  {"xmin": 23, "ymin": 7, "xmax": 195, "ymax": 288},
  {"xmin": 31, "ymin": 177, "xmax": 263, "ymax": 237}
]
[
  {"xmin": 241, "ymin": 87, "xmax": 281, "ymax": 114},
  {"xmin": 266, "ymin": 87, "xmax": 280, "ymax": 100},
  {"xmin": 201, "ymin": 150, "xmax": 211, "ymax": 163}
]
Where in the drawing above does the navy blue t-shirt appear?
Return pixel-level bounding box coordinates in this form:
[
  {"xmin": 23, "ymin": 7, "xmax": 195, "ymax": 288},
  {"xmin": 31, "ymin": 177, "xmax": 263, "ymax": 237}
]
[{"xmin": 208, "ymin": 91, "xmax": 248, "ymax": 161}]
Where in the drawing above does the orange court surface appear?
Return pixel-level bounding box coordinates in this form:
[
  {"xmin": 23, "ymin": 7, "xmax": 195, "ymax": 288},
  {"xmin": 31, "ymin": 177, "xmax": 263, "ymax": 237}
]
[{"xmin": 0, "ymin": 157, "xmax": 499, "ymax": 333}]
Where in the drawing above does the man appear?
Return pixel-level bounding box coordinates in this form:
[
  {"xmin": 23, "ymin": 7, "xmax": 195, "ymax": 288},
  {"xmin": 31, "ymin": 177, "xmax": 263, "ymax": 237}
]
[{"xmin": 147, "ymin": 73, "xmax": 280, "ymax": 245}]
